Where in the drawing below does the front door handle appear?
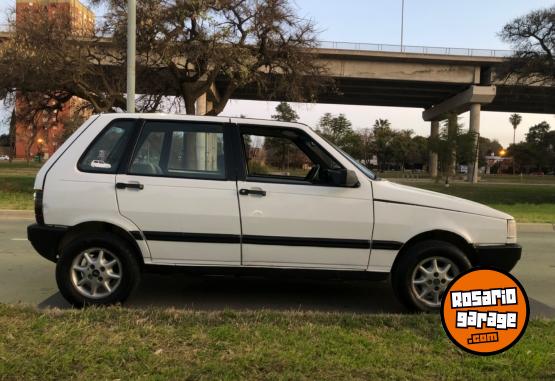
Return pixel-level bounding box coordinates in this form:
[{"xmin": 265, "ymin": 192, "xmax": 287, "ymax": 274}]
[
  {"xmin": 116, "ymin": 182, "xmax": 144, "ymax": 190},
  {"xmin": 239, "ymin": 188, "xmax": 266, "ymax": 196}
]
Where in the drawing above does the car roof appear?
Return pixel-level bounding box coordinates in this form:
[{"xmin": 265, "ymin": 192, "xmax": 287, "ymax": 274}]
[{"xmin": 99, "ymin": 113, "xmax": 311, "ymax": 132}]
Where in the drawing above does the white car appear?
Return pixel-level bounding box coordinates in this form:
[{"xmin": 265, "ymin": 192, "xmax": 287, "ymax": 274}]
[
  {"xmin": 0, "ymin": 155, "xmax": 10, "ymax": 161},
  {"xmin": 28, "ymin": 114, "xmax": 521, "ymax": 310}
]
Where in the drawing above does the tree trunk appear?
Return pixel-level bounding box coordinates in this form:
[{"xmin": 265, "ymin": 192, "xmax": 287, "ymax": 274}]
[
  {"xmin": 184, "ymin": 95, "xmax": 196, "ymax": 115},
  {"xmin": 8, "ymin": 108, "xmax": 16, "ymax": 163},
  {"xmin": 513, "ymin": 127, "xmax": 516, "ymax": 175}
]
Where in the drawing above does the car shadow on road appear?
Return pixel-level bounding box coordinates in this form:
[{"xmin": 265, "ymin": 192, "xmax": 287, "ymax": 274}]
[
  {"xmin": 38, "ymin": 273, "xmax": 407, "ymax": 313},
  {"xmin": 37, "ymin": 273, "xmax": 555, "ymax": 318}
]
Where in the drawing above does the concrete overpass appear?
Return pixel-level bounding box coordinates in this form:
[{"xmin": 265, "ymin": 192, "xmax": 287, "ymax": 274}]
[
  {"xmin": 219, "ymin": 42, "xmax": 555, "ymax": 182},
  {"xmin": 2, "ymin": 29, "xmax": 554, "ymax": 180}
]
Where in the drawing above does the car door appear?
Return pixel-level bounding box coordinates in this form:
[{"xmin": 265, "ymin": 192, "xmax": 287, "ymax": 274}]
[
  {"xmin": 116, "ymin": 119, "xmax": 241, "ymax": 266},
  {"xmin": 235, "ymin": 123, "xmax": 374, "ymax": 270}
]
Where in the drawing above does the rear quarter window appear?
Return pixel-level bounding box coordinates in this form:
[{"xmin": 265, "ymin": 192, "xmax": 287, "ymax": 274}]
[{"xmin": 78, "ymin": 120, "xmax": 135, "ymax": 173}]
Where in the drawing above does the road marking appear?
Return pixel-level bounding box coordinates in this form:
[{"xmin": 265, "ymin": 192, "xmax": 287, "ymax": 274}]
[{"xmin": 11, "ymin": 238, "xmax": 28, "ymax": 241}]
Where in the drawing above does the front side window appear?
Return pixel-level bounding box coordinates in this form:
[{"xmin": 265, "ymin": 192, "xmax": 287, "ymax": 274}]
[
  {"xmin": 243, "ymin": 134, "xmax": 314, "ymax": 179},
  {"xmin": 78, "ymin": 120, "xmax": 135, "ymax": 173},
  {"xmin": 241, "ymin": 127, "xmax": 343, "ymax": 184},
  {"xmin": 129, "ymin": 122, "xmax": 225, "ymax": 179}
]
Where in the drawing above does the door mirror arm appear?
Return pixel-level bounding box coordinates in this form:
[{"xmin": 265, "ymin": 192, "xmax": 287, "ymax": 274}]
[{"xmin": 324, "ymin": 168, "xmax": 360, "ymax": 187}]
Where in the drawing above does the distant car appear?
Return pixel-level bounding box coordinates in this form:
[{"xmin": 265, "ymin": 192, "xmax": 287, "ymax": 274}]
[
  {"xmin": 0, "ymin": 155, "xmax": 10, "ymax": 161},
  {"xmin": 530, "ymin": 171, "xmax": 544, "ymax": 176}
]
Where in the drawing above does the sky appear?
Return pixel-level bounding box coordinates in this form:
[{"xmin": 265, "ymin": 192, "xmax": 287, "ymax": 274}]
[{"xmin": 1, "ymin": 0, "xmax": 554, "ymax": 146}]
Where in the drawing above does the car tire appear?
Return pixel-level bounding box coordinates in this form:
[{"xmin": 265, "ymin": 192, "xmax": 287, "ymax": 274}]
[
  {"xmin": 56, "ymin": 232, "xmax": 141, "ymax": 307},
  {"xmin": 391, "ymin": 240, "xmax": 471, "ymax": 312}
]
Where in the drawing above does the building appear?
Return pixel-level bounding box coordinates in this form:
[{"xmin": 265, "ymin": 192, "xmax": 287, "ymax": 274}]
[
  {"xmin": 14, "ymin": 0, "xmax": 95, "ymax": 159},
  {"xmin": 16, "ymin": 0, "xmax": 95, "ymax": 32}
]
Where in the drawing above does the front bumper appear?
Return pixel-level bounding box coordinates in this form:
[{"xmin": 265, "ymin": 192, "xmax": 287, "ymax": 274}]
[
  {"xmin": 27, "ymin": 224, "xmax": 68, "ymax": 263},
  {"xmin": 475, "ymin": 243, "xmax": 522, "ymax": 272}
]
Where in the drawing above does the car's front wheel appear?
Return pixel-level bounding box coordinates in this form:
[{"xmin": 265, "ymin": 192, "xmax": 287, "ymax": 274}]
[
  {"xmin": 56, "ymin": 233, "xmax": 141, "ymax": 307},
  {"xmin": 391, "ymin": 240, "xmax": 471, "ymax": 312}
]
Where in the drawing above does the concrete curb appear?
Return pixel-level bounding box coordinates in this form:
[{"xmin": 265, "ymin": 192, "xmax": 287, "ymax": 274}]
[
  {"xmin": 517, "ymin": 223, "xmax": 555, "ymax": 233},
  {"xmin": 0, "ymin": 210, "xmax": 34, "ymax": 219}
]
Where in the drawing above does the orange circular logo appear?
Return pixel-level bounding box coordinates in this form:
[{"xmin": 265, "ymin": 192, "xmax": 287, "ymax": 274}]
[{"xmin": 441, "ymin": 268, "xmax": 529, "ymax": 355}]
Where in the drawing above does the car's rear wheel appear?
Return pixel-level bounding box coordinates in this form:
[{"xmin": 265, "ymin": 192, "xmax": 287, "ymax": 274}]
[
  {"xmin": 56, "ymin": 233, "xmax": 140, "ymax": 307},
  {"xmin": 391, "ymin": 240, "xmax": 471, "ymax": 312}
]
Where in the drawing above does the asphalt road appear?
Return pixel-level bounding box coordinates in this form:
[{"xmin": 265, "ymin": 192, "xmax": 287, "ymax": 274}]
[{"xmin": 1, "ymin": 216, "xmax": 554, "ymax": 317}]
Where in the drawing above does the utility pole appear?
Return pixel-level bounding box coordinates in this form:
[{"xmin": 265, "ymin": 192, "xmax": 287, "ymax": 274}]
[
  {"xmin": 400, "ymin": 0, "xmax": 405, "ymax": 51},
  {"xmin": 126, "ymin": 0, "xmax": 136, "ymax": 113}
]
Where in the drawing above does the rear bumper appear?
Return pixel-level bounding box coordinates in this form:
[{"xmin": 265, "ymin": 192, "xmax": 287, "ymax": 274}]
[
  {"xmin": 27, "ymin": 224, "xmax": 68, "ymax": 263},
  {"xmin": 475, "ymin": 244, "xmax": 522, "ymax": 272}
]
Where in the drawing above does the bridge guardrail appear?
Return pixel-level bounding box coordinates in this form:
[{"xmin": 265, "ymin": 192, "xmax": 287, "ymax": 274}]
[
  {"xmin": 0, "ymin": 25, "xmax": 514, "ymax": 58},
  {"xmin": 318, "ymin": 41, "xmax": 513, "ymax": 57}
]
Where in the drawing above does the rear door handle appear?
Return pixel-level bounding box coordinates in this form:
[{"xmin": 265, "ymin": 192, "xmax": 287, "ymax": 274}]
[
  {"xmin": 116, "ymin": 182, "xmax": 144, "ymax": 190},
  {"xmin": 239, "ymin": 188, "xmax": 266, "ymax": 196}
]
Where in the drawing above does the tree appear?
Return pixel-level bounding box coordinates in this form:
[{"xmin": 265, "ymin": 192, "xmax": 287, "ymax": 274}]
[
  {"xmin": 409, "ymin": 135, "xmax": 429, "ymax": 169},
  {"xmin": 509, "ymin": 114, "xmax": 522, "ymax": 145},
  {"xmin": 316, "ymin": 113, "xmax": 362, "ymax": 159},
  {"xmin": 357, "ymin": 128, "xmax": 375, "ymax": 167},
  {"xmin": 429, "ymin": 114, "xmax": 474, "ymax": 185},
  {"xmin": 389, "ymin": 129, "xmax": 415, "ymax": 171},
  {"xmin": 499, "ymin": 6, "xmax": 555, "ymax": 86},
  {"xmin": 0, "ymin": 134, "xmax": 8, "ymax": 146},
  {"xmin": 509, "ymin": 113, "xmax": 522, "ymax": 174},
  {"xmin": 1, "ymin": 0, "xmax": 327, "ymax": 116},
  {"xmin": 272, "ymin": 102, "xmax": 299, "ymax": 122},
  {"xmin": 0, "ymin": 9, "xmax": 131, "ymax": 114},
  {"xmin": 98, "ymin": 0, "xmax": 326, "ymax": 115},
  {"xmin": 526, "ymin": 121, "xmax": 550, "ymax": 146},
  {"xmin": 372, "ymin": 119, "xmax": 394, "ymax": 171},
  {"xmin": 525, "ymin": 121, "xmax": 554, "ymax": 172}
]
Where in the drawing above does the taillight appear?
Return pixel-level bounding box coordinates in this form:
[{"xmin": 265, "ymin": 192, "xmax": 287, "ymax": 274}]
[{"xmin": 34, "ymin": 190, "xmax": 44, "ymax": 225}]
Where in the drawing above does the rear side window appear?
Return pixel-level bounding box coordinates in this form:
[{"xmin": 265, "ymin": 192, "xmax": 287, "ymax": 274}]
[
  {"xmin": 129, "ymin": 121, "xmax": 226, "ymax": 179},
  {"xmin": 78, "ymin": 120, "xmax": 135, "ymax": 173}
]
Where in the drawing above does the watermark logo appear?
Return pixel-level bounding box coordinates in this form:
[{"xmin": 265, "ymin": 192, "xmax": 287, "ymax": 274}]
[{"xmin": 441, "ymin": 268, "xmax": 529, "ymax": 355}]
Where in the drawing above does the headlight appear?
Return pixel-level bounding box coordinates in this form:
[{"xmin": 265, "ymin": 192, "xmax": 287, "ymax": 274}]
[{"xmin": 507, "ymin": 219, "xmax": 517, "ymax": 239}]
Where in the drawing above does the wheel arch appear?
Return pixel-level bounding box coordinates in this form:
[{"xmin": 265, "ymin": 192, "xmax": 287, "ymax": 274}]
[
  {"xmin": 391, "ymin": 229, "xmax": 477, "ymax": 275},
  {"xmin": 59, "ymin": 221, "xmax": 145, "ymax": 267}
]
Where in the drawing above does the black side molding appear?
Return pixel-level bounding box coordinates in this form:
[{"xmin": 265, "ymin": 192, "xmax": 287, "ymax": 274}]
[
  {"xmin": 243, "ymin": 235, "xmax": 370, "ymax": 249},
  {"xmin": 130, "ymin": 230, "xmax": 403, "ymax": 251},
  {"xmin": 141, "ymin": 231, "xmax": 241, "ymax": 244},
  {"xmin": 371, "ymin": 240, "xmax": 403, "ymax": 250}
]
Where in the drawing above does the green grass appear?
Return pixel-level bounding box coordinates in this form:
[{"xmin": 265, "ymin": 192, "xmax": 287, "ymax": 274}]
[
  {"xmin": 393, "ymin": 181, "xmax": 555, "ymax": 223},
  {"xmin": 394, "ymin": 181, "xmax": 555, "ymax": 205},
  {"xmin": 488, "ymin": 204, "xmax": 555, "ymax": 224},
  {"xmin": 0, "ymin": 305, "xmax": 553, "ymax": 380},
  {"xmin": 381, "ymin": 171, "xmax": 555, "ymax": 184},
  {"xmin": 0, "ymin": 162, "xmax": 41, "ymax": 209},
  {"xmin": 480, "ymin": 174, "xmax": 555, "ymax": 184},
  {"xmin": 0, "ymin": 175, "xmax": 35, "ymax": 210}
]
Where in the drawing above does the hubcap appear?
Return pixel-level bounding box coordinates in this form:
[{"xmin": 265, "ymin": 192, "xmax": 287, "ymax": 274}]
[
  {"xmin": 411, "ymin": 256, "xmax": 459, "ymax": 308},
  {"xmin": 70, "ymin": 248, "xmax": 122, "ymax": 299}
]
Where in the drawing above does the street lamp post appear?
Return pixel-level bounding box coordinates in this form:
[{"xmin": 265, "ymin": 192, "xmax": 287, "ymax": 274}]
[
  {"xmin": 400, "ymin": 0, "xmax": 405, "ymax": 51},
  {"xmin": 126, "ymin": 0, "xmax": 136, "ymax": 113}
]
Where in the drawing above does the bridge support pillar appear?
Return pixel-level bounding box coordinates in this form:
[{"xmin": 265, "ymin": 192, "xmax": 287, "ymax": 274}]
[
  {"xmin": 429, "ymin": 121, "xmax": 439, "ymax": 178},
  {"xmin": 468, "ymin": 103, "xmax": 481, "ymax": 183},
  {"xmin": 448, "ymin": 113, "xmax": 458, "ymax": 177}
]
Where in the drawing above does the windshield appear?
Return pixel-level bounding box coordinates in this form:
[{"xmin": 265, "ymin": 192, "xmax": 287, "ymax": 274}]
[
  {"xmin": 324, "ymin": 140, "xmax": 377, "ymax": 180},
  {"xmin": 336, "ymin": 147, "xmax": 377, "ymax": 180}
]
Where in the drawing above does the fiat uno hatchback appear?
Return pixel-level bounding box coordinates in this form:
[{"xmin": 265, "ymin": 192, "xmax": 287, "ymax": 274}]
[{"xmin": 27, "ymin": 114, "xmax": 522, "ymax": 311}]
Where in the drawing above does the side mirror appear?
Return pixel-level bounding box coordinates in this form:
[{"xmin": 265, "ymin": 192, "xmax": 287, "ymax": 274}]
[{"xmin": 326, "ymin": 168, "xmax": 360, "ymax": 187}]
